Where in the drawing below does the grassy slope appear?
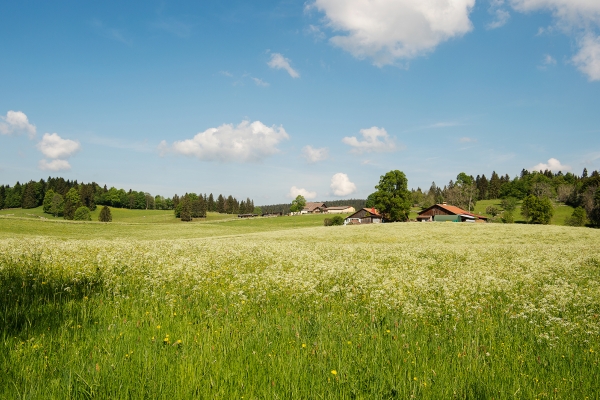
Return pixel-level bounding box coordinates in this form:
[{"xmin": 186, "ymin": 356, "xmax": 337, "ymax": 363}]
[{"xmin": 472, "ymin": 199, "xmax": 575, "ymax": 225}]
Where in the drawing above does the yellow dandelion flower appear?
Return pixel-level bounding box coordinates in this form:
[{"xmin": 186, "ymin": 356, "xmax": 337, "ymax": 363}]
[
  {"xmin": 302, "ymin": 343, "xmax": 306, "ymax": 348},
  {"xmin": 331, "ymin": 370, "xmax": 337, "ymax": 375}
]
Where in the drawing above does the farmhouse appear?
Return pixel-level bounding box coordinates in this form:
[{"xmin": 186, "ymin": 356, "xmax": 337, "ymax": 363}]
[
  {"xmin": 301, "ymin": 202, "xmax": 327, "ymax": 214},
  {"xmin": 325, "ymin": 206, "xmax": 356, "ymax": 214},
  {"xmin": 416, "ymin": 203, "xmax": 488, "ymax": 223},
  {"xmin": 344, "ymin": 208, "xmax": 383, "ymax": 225}
]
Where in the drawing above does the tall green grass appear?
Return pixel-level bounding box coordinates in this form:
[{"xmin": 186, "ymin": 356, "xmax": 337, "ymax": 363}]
[{"xmin": 1, "ymin": 223, "xmax": 599, "ymax": 398}]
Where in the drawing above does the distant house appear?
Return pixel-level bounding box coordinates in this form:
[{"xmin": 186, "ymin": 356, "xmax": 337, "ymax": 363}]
[
  {"xmin": 325, "ymin": 206, "xmax": 356, "ymax": 214},
  {"xmin": 344, "ymin": 208, "xmax": 383, "ymax": 225},
  {"xmin": 301, "ymin": 202, "xmax": 327, "ymax": 214},
  {"xmin": 417, "ymin": 203, "xmax": 488, "ymax": 223}
]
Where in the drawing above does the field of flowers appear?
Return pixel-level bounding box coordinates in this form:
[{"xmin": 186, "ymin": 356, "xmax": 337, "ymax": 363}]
[{"xmin": 1, "ymin": 221, "xmax": 599, "ymax": 398}]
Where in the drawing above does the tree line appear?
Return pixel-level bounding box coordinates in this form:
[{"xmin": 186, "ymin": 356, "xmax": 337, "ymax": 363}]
[{"xmin": 0, "ymin": 177, "xmax": 257, "ymax": 221}]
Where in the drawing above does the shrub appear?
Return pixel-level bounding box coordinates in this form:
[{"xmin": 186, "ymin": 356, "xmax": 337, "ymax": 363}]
[
  {"xmin": 565, "ymin": 207, "xmax": 587, "ymax": 227},
  {"xmin": 324, "ymin": 215, "xmax": 345, "ymax": 226},
  {"xmin": 98, "ymin": 206, "xmax": 112, "ymax": 222},
  {"xmin": 73, "ymin": 206, "xmax": 92, "ymax": 221},
  {"xmin": 485, "ymin": 205, "xmax": 500, "ymax": 216}
]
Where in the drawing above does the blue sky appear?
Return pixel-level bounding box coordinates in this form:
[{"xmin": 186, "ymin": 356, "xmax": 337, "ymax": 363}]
[{"xmin": 1, "ymin": 0, "xmax": 599, "ymax": 204}]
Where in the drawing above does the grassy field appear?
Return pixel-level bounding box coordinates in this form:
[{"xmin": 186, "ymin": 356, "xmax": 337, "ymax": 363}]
[
  {"xmin": 472, "ymin": 199, "xmax": 575, "ymax": 225},
  {"xmin": 1, "ymin": 216, "xmax": 599, "ymax": 398}
]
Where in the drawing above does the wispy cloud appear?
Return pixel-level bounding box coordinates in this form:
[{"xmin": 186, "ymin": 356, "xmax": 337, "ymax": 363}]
[
  {"xmin": 86, "ymin": 134, "xmax": 154, "ymax": 153},
  {"xmin": 151, "ymin": 18, "xmax": 192, "ymax": 38},
  {"xmin": 459, "ymin": 137, "xmax": 477, "ymax": 143},
  {"xmin": 268, "ymin": 53, "xmax": 300, "ymax": 78},
  {"xmin": 91, "ymin": 19, "xmax": 132, "ymax": 45},
  {"xmin": 487, "ymin": 1, "xmax": 510, "ymax": 30},
  {"xmin": 302, "ymin": 145, "xmax": 329, "ymax": 163},
  {"xmin": 252, "ymin": 77, "xmax": 270, "ymax": 87}
]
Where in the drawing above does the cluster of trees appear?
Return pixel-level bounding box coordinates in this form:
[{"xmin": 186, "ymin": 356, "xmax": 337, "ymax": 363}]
[
  {"xmin": 173, "ymin": 193, "xmax": 258, "ymax": 221},
  {"xmin": 0, "ymin": 177, "xmax": 257, "ymax": 222}
]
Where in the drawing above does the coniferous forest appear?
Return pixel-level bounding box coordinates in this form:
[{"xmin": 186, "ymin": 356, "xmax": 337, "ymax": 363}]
[{"xmin": 0, "ymin": 177, "xmax": 257, "ymax": 220}]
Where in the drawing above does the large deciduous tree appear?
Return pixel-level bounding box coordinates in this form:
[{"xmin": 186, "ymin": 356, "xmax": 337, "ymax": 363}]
[
  {"xmin": 290, "ymin": 195, "xmax": 306, "ymax": 214},
  {"xmin": 369, "ymin": 170, "xmax": 411, "ymax": 222}
]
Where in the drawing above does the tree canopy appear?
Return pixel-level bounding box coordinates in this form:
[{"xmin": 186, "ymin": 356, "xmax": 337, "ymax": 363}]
[{"xmin": 368, "ymin": 170, "xmax": 411, "ymax": 222}]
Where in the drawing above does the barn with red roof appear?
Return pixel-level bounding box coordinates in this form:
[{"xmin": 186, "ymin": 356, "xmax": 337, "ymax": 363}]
[{"xmin": 417, "ymin": 203, "xmax": 488, "ymax": 223}]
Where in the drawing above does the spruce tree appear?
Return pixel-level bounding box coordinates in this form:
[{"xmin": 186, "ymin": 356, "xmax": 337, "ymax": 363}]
[
  {"xmin": 180, "ymin": 197, "xmax": 192, "ymax": 221},
  {"xmin": 98, "ymin": 206, "xmax": 112, "ymax": 222},
  {"xmin": 216, "ymin": 194, "xmax": 225, "ymax": 213},
  {"xmin": 43, "ymin": 189, "xmax": 55, "ymax": 213},
  {"xmin": 63, "ymin": 188, "xmax": 81, "ymax": 220},
  {"xmin": 208, "ymin": 193, "xmax": 215, "ymax": 212},
  {"xmin": 21, "ymin": 181, "xmax": 38, "ymax": 209},
  {"xmin": 0, "ymin": 185, "xmax": 5, "ymax": 209}
]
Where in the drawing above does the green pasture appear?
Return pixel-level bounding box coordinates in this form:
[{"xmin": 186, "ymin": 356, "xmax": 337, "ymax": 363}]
[
  {"xmin": 0, "ymin": 209, "xmax": 334, "ymax": 240},
  {"xmin": 1, "ymin": 214, "xmax": 599, "ymax": 398}
]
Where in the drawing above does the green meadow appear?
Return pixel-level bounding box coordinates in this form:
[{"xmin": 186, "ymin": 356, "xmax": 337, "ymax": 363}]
[{"xmin": 1, "ymin": 212, "xmax": 599, "ymax": 398}]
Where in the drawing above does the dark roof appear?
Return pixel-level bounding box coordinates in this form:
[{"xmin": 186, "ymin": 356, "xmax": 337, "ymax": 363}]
[{"xmin": 347, "ymin": 207, "xmax": 382, "ymax": 219}]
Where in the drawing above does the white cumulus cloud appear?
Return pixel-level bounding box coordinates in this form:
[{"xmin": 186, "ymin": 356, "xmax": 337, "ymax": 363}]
[
  {"xmin": 0, "ymin": 111, "xmax": 37, "ymax": 138},
  {"xmin": 573, "ymin": 34, "xmax": 600, "ymax": 81},
  {"xmin": 160, "ymin": 120, "xmax": 289, "ymax": 163},
  {"xmin": 342, "ymin": 126, "xmax": 398, "ymax": 153},
  {"xmin": 310, "ymin": 0, "xmax": 476, "ymax": 66},
  {"xmin": 268, "ymin": 53, "xmax": 300, "ymax": 78},
  {"xmin": 531, "ymin": 158, "xmax": 571, "ymax": 172},
  {"xmin": 287, "ymin": 186, "xmax": 317, "ymax": 200},
  {"xmin": 509, "ymin": 0, "xmax": 600, "ymax": 80},
  {"xmin": 37, "ymin": 133, "xmax": 81, "ymax": 159},
  {"xmin": 302, "ymin": 145, "xmax": 329, "ymax": 163},
  {"xmin": 330, "ymin": 173, "xmax": 357, "ymax": 196},
  {"xmin": 38, "ymin": 159, "xmax": 72, "ymax": 171}
]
